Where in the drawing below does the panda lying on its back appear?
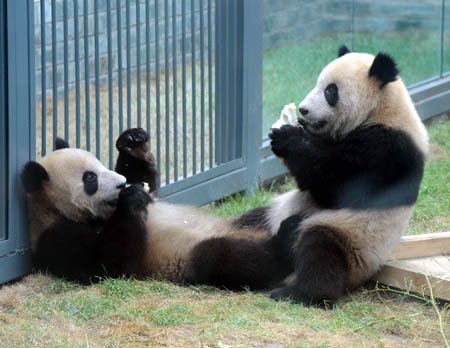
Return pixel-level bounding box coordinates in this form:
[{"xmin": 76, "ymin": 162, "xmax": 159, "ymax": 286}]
[
  {"xmin": 236, "ymin": 46, "xmax": 428, "ymax": 305},
  {"xmin": 21, "ymin": 129, "xmax": 291, "ymax": 288}
]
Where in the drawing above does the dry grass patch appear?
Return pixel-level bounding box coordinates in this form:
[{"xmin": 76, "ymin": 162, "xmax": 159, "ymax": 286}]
[{"xmin": 0, "ymin": 274, "xmax": 449, "ymax": 347}]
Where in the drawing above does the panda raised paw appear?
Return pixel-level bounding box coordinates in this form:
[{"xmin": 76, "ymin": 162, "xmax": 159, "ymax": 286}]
[
  {"xmin": 269, "ymin": 125, "xmax": 308, "ymax": 158},
  {"xmin": 116, "ymin": 128, "xmax": 149, "ymax": 154}
]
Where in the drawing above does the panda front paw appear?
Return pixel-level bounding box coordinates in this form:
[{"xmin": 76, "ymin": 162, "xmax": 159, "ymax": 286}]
[
  {"xmin": 269, "ymin": 125, "xmax": 306, "ymax": 158},
  {"xmin": 116, "ymin": 128, "xmax": 149, "ymax": 155},
  {"xmin": 117, "ymin": 184, "xmax": 152, "ymax": 213}
]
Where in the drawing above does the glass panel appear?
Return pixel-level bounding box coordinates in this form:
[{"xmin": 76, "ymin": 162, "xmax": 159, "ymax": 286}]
[
  {"xmin": 262, "ymin": 0, "xmax": 353, "ymax": 136},
  {"xmin": 353, "ymin": 1, "xmax": 442, "ymax": 86}
]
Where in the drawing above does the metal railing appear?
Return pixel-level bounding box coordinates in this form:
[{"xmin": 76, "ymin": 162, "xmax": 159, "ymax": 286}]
[{"xmin": 35, "ymin": 0, "xmax": 216, "ymax": 187}]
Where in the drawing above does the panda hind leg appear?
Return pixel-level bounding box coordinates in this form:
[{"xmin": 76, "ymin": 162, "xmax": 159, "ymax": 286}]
[
  {"xmin": 186, "ymin": 236, "xmax": 290, "ymax": 290},
  {"xmin": 270, "ymin": 226, "xmax": 348, "ymax": 306}
]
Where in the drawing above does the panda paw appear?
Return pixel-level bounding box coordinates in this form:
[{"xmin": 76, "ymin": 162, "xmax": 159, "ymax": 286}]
[
  {"xmin": 270, "ymin": 285, "xmax": 315, "ymax": 306},
  {"xmin": 117, "ymin": 184, "xmax": 152, "ymax": 213},
  {"xmin": 116, "ymin": 128, "xmax": 149, "ymax": 154},
  {"xmin": 269, "ymin": 125, "xmax": 306, "ymax": 158}
]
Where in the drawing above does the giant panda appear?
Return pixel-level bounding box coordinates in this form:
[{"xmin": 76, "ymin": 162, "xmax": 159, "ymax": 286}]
[
  {"xmin": 236, "ymin": 46, "xmax": 429, "ymax": 305},
  {"xmin": 21, "ymin": 128, "xmax": 291, "ymax": 288}
]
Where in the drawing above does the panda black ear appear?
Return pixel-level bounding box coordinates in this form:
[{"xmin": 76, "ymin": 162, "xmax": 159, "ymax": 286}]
[
  {"xmin": 21, "ymin": 161, "xmax": 49, "ymax": 193},
  {"xmin": 369, "ymin": 53, "xmax": 399, "ymax": 88},
  {"xmin": 337, "ymin": 45, "xmax": 351, "ymax": 57},
  {"xmin": 55, "ymin": 137, "xmax": 70, "ymax": 150}
]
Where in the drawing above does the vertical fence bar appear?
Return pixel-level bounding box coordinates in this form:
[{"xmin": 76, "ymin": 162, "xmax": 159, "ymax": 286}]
[
  {"xmin": 84, "ymin": 0, "xmax": 91, "ymax": 151},
  {"xmin": 440, "ymin": 0, "xmax": 445, "ymax": 77},
  {"xmin": 214, "ymin": 0, "xmax": 223, "ymax": 164},
  {"xmin": 234, "ymin": 0, "xmax": 242, "ymax": 158},
  {"xmin": 94, "ymin": 0, "xmax": 100, "ymax": 159},
  {"xmin": 74, "ymin": 0, "xmax": 81, "ymax": 148},
  {"xmin": 208, "ymin": 0, "xmax": 213, "ymax": 168},
  {"xmin": 136, "ymin": 0, "xmax": 142, "ymax": 127},
  {"xmin": 164, "ymin": 0, "xmax": 170, "ymax": 184},
  {"xmin": 145, "ymin": 0, "xmax": 151, "ymax": 134},
  {"xmin": 222, "ymin": 0, "xmax": 229, "ymax": 163},
  {"xmin": 126, "ymin": 0, "xmax": 131, "ymax": 129},
  {"xmin": 182, "ymin": 0, "xmax": 187, "ymax": 178},
  {"xmin": 351, "ymin": 0, "xmax": 355, "ymax": 50},
  {"xmin": 51, "ymin": 0, "xmax": 57, "ymax": 149},
  {"xmin": 242, "ymin": 0, "xmax": 262, "ymax": 193},
  {"xmin": 200, "ymin": 0, "xmax": 205, "ymax": 171},
  {"xmin": 107, "ymin": 0, "xmax": 114, "ymax": 169},
  {"xmin": 191, "ymin": 0, "xmax": 196, "ymax": 174},
  {"xmin": 117, "ymin": 0, "xmax": 124, "ymax": 134},
  {"xmin": 229, "ymin": 0, "xmax": 236, "ymax": 160},
  {"xmin": 40, "ymin": 0, "xmax": 47, "ymax": 156},
  {"xmin": 155, "ymin": 0, "xmax": 161, "ymax": 174},
  {"xmin": 63, "ymin": 0, "xmax": 69, "ymax": 142},
  {"xmin": 172, "ymin": 0, "xmax": 178, "ymax": 181}
]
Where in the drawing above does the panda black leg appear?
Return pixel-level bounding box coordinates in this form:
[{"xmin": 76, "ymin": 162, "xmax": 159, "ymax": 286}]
[
  {"xmin": 186, "ymin": 237, "xmax": 290, "ymax": 290},
  {"xmin": 270, "ymin": 226, "xmax": 348, "ymax": 306},
  {"xmin": 115, "ymin": 128, "xmax": 159, "ymax": 193},
  {"xmin": 95, "ymin": 184, "xmax": 152, "ymax": 278},
  {"xmin": 271, "ymin": 214, "xmax": 303, "ymax": 271}
]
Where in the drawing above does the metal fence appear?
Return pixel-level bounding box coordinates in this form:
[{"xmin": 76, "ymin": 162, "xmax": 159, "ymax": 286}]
[{"xmin": 35, "ymin": 0, "xmax": 217, "ymax": 187}]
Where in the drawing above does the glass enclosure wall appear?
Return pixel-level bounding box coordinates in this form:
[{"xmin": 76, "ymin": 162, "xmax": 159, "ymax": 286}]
[{"xmin": 262, "ymin": 0, "xmax": 449, "ymax": 134}]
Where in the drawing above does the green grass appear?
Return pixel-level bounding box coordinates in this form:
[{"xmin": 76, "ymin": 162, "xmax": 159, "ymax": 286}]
[
  {"xmin": 262, "ymin": 29, "xmax": 450, "ymax": 133},
  {"xmin": 408, "ymin": 119, "xmax": 450, "ymax": 235},
  {"xmin": 1, "ymin": 275, "xmax": 448, "ymax": 347}
]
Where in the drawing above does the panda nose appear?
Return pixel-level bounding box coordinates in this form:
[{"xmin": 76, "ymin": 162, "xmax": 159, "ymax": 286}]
[{"xmin": 299, "ymin": 107, "xmax": 309, "ymax": 116}]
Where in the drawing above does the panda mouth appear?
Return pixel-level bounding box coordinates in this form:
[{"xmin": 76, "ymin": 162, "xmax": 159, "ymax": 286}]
[
  {"xmin": 107, "ymin": 198, "xmax": 118, "ymax": 207},
  {"xmin": 298, "ymin": 117, "xmax": 326, "ymax": 131}
]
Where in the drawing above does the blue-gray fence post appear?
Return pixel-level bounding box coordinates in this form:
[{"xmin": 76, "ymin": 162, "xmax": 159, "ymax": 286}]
[
  {"xmin": 0, "ymin": 0, "xmax": 35, "ymax": 284},
  {"xmin": 242, "ymin": 0, "xmax": 262, "ymax": 193},
  {"xmin": 215, "ymin": 0, "xmax": 262, "ymax": 190}
]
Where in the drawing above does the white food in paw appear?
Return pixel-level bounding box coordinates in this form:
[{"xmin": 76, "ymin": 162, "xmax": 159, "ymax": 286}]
[{"xmin": 271, "ymin": 103, "xmax": 297, "ymax": 129}]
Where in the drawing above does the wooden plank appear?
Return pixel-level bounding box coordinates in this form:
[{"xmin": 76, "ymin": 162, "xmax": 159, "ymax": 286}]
[
  {"xmin": 375, "ymin": 256, "xmax": 450, "ymax": 301},
  {"xmin": 389, "ymin": 232, "xmax": 450, "ymax": 260}
]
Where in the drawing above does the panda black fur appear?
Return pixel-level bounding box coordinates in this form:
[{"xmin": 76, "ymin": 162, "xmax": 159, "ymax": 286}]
[
  {"xmin": 240, "ymin": 46, "xmax": 428, "ymax": 305},
  {"xmin": 22, "ymin": 129, "xmax": 291, "ymax": 288}
]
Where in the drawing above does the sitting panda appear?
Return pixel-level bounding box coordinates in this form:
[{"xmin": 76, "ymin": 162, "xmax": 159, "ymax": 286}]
[
  {"xmin": 236, "ymin": 46, "xmax": 428, "ymax": 305},
  {"xmin": 21, "ymin": 129, "xmax": 291, "ymax": 288}
]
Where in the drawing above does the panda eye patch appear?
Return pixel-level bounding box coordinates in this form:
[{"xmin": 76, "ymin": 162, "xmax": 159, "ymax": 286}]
[
  {"xmin": 324, "ymin": 83, "xmax": 339, "ymax": 107},
  {"xmin": 82, "ymin": 171, "xmax": 98, "ymax": 195}
]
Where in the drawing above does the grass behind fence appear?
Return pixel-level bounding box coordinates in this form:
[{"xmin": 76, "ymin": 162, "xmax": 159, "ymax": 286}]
[{"xmin": 262, "ymin": 29, "xmax": 450, "ymax": 133}]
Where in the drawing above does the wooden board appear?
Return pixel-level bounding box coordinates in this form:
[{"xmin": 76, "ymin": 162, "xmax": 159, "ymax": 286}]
[
  {"xmin": 373, "ymin": 232, "xmax": 450, "ymax": 301},
  {"xmin": 389, "ymin": 232, "xmax": 450, "ymax": 260}
]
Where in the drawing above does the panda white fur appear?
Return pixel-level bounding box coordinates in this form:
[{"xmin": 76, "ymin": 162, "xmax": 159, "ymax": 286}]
[
  {"xmin": 259, "ymin": 45, "xmax": 428, "ymax": 305},
  {"xmin": 21, "ymin": 129, "xmax": 291, "ymax": 288}
]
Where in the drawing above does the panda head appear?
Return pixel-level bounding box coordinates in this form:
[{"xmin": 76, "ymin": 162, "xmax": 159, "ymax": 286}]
[
  {"xmin": 298, "ymin": 45, "xmax": 400, "ymax": 139},
  {"xmin": 21, "ymin": 139, "xmax": 126, "ymax": 223}
]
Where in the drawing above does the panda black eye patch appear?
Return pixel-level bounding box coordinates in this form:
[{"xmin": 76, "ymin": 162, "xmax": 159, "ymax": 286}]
[
  {"xmin": 324, "ymin": 83, "xmax": 339, "ymax": 106},
  {"xmin": 82, "ymin": 171, "xmax": 98, "ymax": 195}
]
